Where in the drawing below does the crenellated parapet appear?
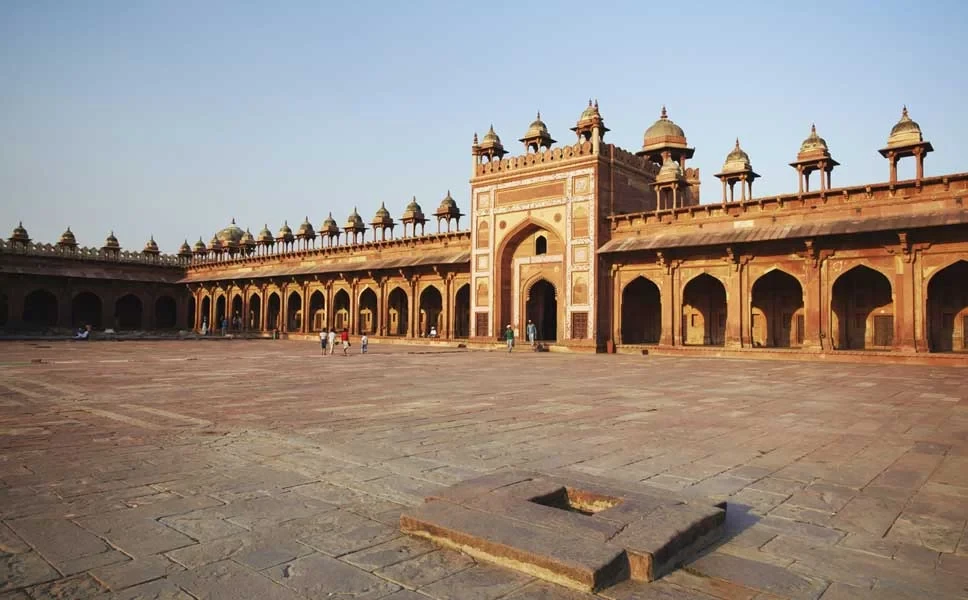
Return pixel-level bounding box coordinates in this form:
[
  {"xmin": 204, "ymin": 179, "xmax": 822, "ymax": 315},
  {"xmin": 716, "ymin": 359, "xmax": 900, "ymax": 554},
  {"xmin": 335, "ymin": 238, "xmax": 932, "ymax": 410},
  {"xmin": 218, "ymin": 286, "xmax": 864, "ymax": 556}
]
[
  {"xmin": 0, "ymin": 238, "xmax": 186, "ymax": 266},
  {"xmin": 474, "ymin": 141, "xmax": 596, "ymax": 177}
]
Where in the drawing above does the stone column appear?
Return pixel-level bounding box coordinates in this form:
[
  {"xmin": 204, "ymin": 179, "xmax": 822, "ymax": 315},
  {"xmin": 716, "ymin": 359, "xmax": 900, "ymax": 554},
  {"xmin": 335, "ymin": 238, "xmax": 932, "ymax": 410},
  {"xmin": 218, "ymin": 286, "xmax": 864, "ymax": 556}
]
[
  {"xmin": 801, "ymin": 261, "xmax": 823, "ymax": 350},
  {"xmin": 349, "ymin": 280, "xmax": 358, "ymax": 335},
  {"xmin": 725, "ymin": 267, "xmax": 743, "ymax": 348},
  {"xmin": 301, "ymin": 283, "xmax": 310, "ymax": 334},
  {"xmin": 408, "ymin": 278, "xmax": 417, "ymax": 339},
  {"xmin": 58, "ymin": 282, "xmax": 72, "ymax": 329},
  {"xmin": 894, "ymin": 253, "xmax": 917, "ymax": 352}
]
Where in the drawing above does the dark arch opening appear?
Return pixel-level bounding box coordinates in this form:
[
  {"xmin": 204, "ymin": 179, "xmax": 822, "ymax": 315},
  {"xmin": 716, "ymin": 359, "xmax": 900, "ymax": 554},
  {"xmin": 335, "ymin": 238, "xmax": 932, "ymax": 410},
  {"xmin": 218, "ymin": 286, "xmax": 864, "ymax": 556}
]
[
  {"xmin": 621, "ymin": 277, "xmax": 661, "ymax": 344},
  {"xmin": 231, "ymin": 296, "xmax": 243, "ymax": 330},
  {"xmin": 308, "ymin": 291, "xmax": 325, "ymax": 332},
  {"xmin": 248, "ymin": 294, "xmax": 261, "ymax": 330},
  {"xmin": 387, "ymin": 287, "xmax": 408, "ymax": 336},
  {"xmin": 23, "ymin": 289, "xmax": 58, "ymax": 329},
  {"xmin": 115, "ymin": 294, "xmax": 143, "ymax": 330},
  {"xmin": 267, "ymin": 293, "xmax": 281, "ymax": 330},
  {"xmin": 187, "ymin": 296, "xmax": 196, "ymax": 330},
  {"xmin": 927, "ymin": 260, "xmax": 968, "ymax": 352},
  {"xmin": 751, "ymin": 270, "xmax": 804, "ymax": 348},
  {"xmin": 0, "ymin": 293, "xmax": 8, "ymax": 327},
  {"xmin": 215, "ymin": 296, "xmax": 226, "ymax": 329},
  {"xmin": 286, "ymin": 291, "xmax": 302, "ymax": 331},
  {"xmin": 454, "ymin": 284, "xmax": 470, "ymax": 338},
  {"xmin": 155, "ymin": 296, "xmax": 177, "ymax": 329},
  {"xmin": 682, "ymin": 274, "xmax": 726, "ymax": 346},
  {"xmin": 72, "ymin": 292, "xmax": 103, "ymax": 329},
  {"xmin": 359, "ymin": 288, "xmax": 377, "ymax": 334},
  {"xmin": 419, "ymin": 287, "xmax": 442, "ymax": 337},
  {"xmin": 526, "ymin": 279, "xmax": 557, "ymax": 342},
  {"xmin": 200, "ymin": 296, "xmax": 211, "ymax": 330},
  {"xmin": 535, "ymin": 235, "xmax": 547, "ymax": 255},
  {"xmin": 333, "ymin": 289, "xmax": 350, "ymax": 331},
  {"xmin": 832, "ymin": 265, "xmax": 893, "ymax": 350}
]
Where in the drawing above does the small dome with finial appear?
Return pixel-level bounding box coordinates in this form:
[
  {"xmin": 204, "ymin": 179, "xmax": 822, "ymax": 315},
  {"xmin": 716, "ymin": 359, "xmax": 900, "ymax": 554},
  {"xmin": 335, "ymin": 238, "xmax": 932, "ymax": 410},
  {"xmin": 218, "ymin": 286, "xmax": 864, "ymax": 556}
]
[
  {"xmin": 481, "ymin": 125, "xmax": 501, "ymax": 146},
  {"xmin": 240, "ymin": 228, "xmax": 256, "ymax": 247},
  {"xmin": 216, "ymin": 218, "xmax": 244, "ymax": 244},
  {"xmin": 402, "ymin": 196, "xmax": 426, "ymax": 221},
  {"xmin": 297, "ymin": 216, "xmax": 315, "ymax": 239},
  {"xmin": 10, "ymin": 221, "xmax": 30, "ymax": 243},
  {"xmin": 277, "ymin": 220, "xmax": 294, "ymax": 242},
  {"xmin": 179, "ymin": 239, "xmax": 193, "ymax": 256},
  {"xmin": 644, "ymin": 106, "xmax": 686, "ymax": 144},
  {"xmin": 207, "ymin": 234, "xmax": 222, "ymax": 251},
  {"xmin": 103, "ymin": 231, "xmax": 120, "ymax": 250},
  {"xmin": 372, "ymin": 202, "xmax": 393, "ymax": 227},
  {"xmin": 435, "ymin": 190, "xmax": 461, "ymax": 218},
  {"xmin": 722, "ymin": 138, "xmax": 752, "ymax": 172},
  {"xmin": 143, "ymin": 236, "xmax": 159, "ymax": 254},
  {"xmin": 58, "ymin": 227, "xmax": 77, "ymax": 247},
  {"xmin": 887, "ymin": 106, "xmax": 924, "ymax": 147},
  {"xmin": 799, "ymin": 124, "xmax": 829, "ymax": 154},
  {"xmin": 580, "ymin": 99, "xmax": 599, "ymax": 121},
  {"xmin": 193, "ymin": 237, "xmax": 207, "ymax": 253},
  {"xmin": 522, "ymin": 112, "xmax": 551, "ymax": 139},
  {"xmin": 320, "ymin": 212, "xmax": 339, "ymax": 235},
  {"xmin": 655, "ymin": 156, "xmax": 684, "ymax": 184},
  {"xmin": 345, "ymin": 207, "xmax": 365, "ymax": 230},
  {"xmin": 257, "ymin": 224, "xmax": 273, "ymax": 244}
]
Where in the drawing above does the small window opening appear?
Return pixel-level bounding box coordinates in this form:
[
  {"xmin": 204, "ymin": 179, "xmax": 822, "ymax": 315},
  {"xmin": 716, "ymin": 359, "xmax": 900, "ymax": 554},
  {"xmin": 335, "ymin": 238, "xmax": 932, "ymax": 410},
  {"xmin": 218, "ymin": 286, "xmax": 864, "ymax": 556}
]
[{"xmin": 535, "ymin": 235, "xmax": 547, "ymax": 255}]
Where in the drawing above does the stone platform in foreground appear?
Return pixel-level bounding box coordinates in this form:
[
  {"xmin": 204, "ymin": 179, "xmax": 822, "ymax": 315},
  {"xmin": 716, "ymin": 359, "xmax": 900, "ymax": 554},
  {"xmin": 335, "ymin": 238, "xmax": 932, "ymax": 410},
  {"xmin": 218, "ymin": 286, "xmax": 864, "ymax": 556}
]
[{"xmin": 0, "ymin": 339, "xmax": 967, "ymax": 600}]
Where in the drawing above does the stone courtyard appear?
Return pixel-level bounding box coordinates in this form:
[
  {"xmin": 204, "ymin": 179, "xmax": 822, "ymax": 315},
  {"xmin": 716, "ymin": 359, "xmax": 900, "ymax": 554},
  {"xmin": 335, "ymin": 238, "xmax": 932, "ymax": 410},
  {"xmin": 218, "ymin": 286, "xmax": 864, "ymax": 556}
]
[{"xmin": 1, "ymin": 340, "xmax": 966, "ymax": 600}]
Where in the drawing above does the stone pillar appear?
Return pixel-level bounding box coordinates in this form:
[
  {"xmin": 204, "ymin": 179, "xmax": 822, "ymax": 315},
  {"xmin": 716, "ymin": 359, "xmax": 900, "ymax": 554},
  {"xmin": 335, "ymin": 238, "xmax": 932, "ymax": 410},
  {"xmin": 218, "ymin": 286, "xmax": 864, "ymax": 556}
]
[
  {"xmin": 9, "ymin": 286, "xmax": 25, "ymax": 329},
  {"xmin": 144, "ymin": 291, "xmax": 155, "ymax": 330},
  {"xmin": 801, "ymin": 262, "xmax": 822, "ymax": 350},
  {"xmin": 57, "ymin": 284, "xmax": 72, "ymax": 329},
  {"xmin": 725, "ymin": 267, "xmax": 743, "ymax": 348},
  {"xmin": 325, "ymin": 283, "xmax": 333, "ymax": 334},
  {"xmin": 408, "ymin": 279, "xmax": 417, "ymax": 339},
  {"xmin": 349, "ymin": 281, "xmax": 358, "ymax": 335},
  {"xmin": 301, "ymin": 283, "xmax": 310, "ymax": 334},
  {"xmin": 894, "ymin": 254, "xmax": 917, "ymax": 352},
  {"xmin": 377, "ymin": 278, "xmax": 386, "ymax": 337},
  {"xmin": 659, "ymin": 265, "xmax": 678, "ymax": 346}
]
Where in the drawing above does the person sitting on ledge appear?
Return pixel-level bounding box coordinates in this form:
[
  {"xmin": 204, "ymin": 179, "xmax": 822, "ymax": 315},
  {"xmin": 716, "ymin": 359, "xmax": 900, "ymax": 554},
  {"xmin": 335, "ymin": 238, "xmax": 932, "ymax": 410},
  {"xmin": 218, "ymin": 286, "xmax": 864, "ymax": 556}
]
[{"xmin": 73, "ymin": 325, "xmax": 90, "ymax": 341}]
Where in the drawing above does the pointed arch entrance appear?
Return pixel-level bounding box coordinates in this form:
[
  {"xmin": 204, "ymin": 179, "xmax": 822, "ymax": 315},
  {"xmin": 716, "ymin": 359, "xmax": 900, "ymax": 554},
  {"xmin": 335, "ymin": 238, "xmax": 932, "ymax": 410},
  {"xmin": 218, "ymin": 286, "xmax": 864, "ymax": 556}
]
[
  {"xmin": 23, "ymin": 289, "xmax": 58, "ymax": 328},
  {"xmin": 454, "ymin": 284, "xmax": 470, "ymax": 338},
  {"xmin": 200, "ymin": 296, "xmax": 211, "ymax": 329},
  {"xmin": 496, "ymin": 220, "xmax": 564, "ymax": 337},
  {"xmin": 115, "ymin": 294, "xmax": 143, "ymax": 330},
  {"xmin": 333, "ymin": 290, "xmax": 350, "ymax": 331},
  {"xmin": 286, "ymin": 291, "xmax": 302, "ymax": 331},
  {"xmin": 682, "ymin": 274, "xmax": 726, "ymax": 346},
  {"xmin": 358, "ymin": 288, "xmax": 377, "ymax": 334},
  {"xmin": 832, "ymin": 265, "xmax": 893, "ymax": 349},
  {"xmin": 72, "ymin": 292, "xmax": 103, "ymax": 329},
  {"xmin": 155, "ymin": 296, "xmax": 177, "ymax": 329},
  {"xmin": 309, "ymin": 290, "xmax": 325, "ymax": 332},
  {"xmin": 231, "ymin": 295, "xmax": 243, "ymax": 330},
  {"xmin": 387, "ymin": 287, "xmax": 408, "ymax": 336},
  {"xmin": 526, "ymin": 279, "xmax": 558, "ymax": 342},
  {"xmin": 267, "ymin": 293, "xmax": 281, "ymax": 330},
  {"xmin": 248, "ymin": 293, "xmax": 261, "ymax": 330},
  {"xmin": 0, "ymin": 294, "xmax": 8, "ymax": 327},
  {"xmin": 621, "ymin": 276, "xmax": 661, "ymax": 344},
  {"xmin": 751, "ymin": 270, "xmax": 804, "ymax": 348},
  {"xmin": 419, "ymin": 286, "xmax": 442, "ymax": 337},
  {"xmin": 927, "ymin": 260, "xmax": 968, "ymax": 352},
  {"xmin": 215, "ymin": 296, "xmax": 226, "ymax": 328},
  {"xmin": 187, "ymin": 296, "xmax": 196, "ymax": 330}
]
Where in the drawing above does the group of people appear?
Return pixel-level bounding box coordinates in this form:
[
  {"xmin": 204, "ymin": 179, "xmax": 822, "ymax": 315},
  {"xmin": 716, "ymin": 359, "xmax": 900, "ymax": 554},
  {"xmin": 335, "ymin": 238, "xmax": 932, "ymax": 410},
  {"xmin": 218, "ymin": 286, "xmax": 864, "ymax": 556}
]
[
  {"xmin": 319, "ymin": 327, "xmax": 368, "ymax": 356},
  {"xmin": 504, "ymin": 319, "xmax": 539, "ymax": 352}
]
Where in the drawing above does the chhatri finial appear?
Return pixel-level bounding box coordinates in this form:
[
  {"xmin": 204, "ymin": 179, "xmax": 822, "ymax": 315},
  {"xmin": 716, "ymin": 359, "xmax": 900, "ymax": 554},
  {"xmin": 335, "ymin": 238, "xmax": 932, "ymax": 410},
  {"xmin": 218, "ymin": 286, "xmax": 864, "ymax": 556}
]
[
  {"xmin": 660, "ymin": 105, "xmax": 667, "ymax": 119},
  {"xmin": 901, "ymin": 105, "xmax": 909, "ymax": 118},
  {"xmin": 735, "ymin": 137, "xmax": 741, "ymax": 149},
  {"xmin": 594, "ymin": 98, "xmax": 599, "ymax": 109},
  {"xmin": 810, "ymin": 123, "xmax": 817, "ymax": 134},
  {"xmin": 231, "ymin": 218, "xmax": 235, "ymax": 224},
  {"xmin": 473, "ymin": 132, "xmax": 478, "ymax": 144},
  {"xmin": 536, "ymin": 110, "xmax": 541, "ymax": 120}
]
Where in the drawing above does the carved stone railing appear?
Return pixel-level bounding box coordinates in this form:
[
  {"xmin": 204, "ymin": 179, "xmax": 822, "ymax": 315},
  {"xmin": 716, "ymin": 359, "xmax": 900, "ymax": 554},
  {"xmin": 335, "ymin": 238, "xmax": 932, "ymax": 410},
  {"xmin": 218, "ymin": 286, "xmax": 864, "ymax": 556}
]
[{"xmin": 0, "ymin": 240, "xmax": 188, "ymax": 267}]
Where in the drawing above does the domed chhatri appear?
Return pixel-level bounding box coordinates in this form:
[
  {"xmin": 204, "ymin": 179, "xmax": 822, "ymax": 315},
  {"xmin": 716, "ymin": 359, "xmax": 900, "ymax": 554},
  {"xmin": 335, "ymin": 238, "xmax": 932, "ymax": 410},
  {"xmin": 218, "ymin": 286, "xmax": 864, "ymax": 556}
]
[
  {"xmin": 519, "ymin": 111, "xmax": 556, "ymax": 152},
  {"xmin": 434, "ymin": 190, "xmax": 463, "ymax": 233},
  {"xmin": 257, "ymin": 224, "xmax": 274, "ymax": 245},
  {"xmin": 297, "ymin": 216, "xmax": 316, "ymax": 239},
  {"xmin": 276, "ymin": 220, "xmax": 294, "ymax": 245},
  {"xmin": 216, "ymin": 218, "xmax": 244, "ymax": 244},
  {"xmin": 474, "ymin": 125, "xmax": 507, "ymax": 161},
  {"xmin": 343, "ymin": 207, "xmax": 366, "ymax": 245},
  {"xmin": 103, "ymin": 231, "xmax": 121, "ymax": 251},
  {"xmin": 371, "ymin": 202, "xmax": 395, "ymax": 241},
  {"xmin": 655, "ymin": 155, "xmax": 684, "ymax": 184},
  {"xmin": 637, "ymin": 106, "xmax": 695, "ymax": 166},
  {"xmin": 178, "ymin": 239, "xmax": 193, "ymax": 257},
  {"xmin": 10, "ymin": 221, "xmax": 30, "ymax": 245},
  {"xmin": 193, "ymin": 237, "xmax": 207, "ymax": 254},
  {"xmin": 572, "ymin": 99, "xmax": 609, "ymax": 142},
  {"xmin": 240, "ymin": 228, "xmax": 257, "ymax": 254},
  {"xmin": 57, "ymin": 227, "xmax": 78, "ymax": 248},
  {"xmin": 143, "ymin": 235, "xmax": 160, "ymax": 255},
  {"xmin": 715, "ymin": 139, "xmax": 760, "ymax": 203},
  {"xmin": 207, "ymin": 233, "xmax": 222, "ymax": 252},
  {"xmin": 879, "ymin": 106, "xmax": 933, "ymax": 184},
  {"xmin": 401, "ymin": 196, "xmax": 428, "ymax": 237},
  {"xmin": 791, "ymin": 124, "xmax": 839, "ymax": 194}
]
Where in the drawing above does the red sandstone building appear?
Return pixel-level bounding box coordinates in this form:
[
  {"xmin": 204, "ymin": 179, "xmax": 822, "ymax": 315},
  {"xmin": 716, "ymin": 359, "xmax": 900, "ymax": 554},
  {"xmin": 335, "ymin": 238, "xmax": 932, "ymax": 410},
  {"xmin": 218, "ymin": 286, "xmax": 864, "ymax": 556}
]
[{"xmin": 2, "ymin": 104, "xmax": 966, "ymax": 360}]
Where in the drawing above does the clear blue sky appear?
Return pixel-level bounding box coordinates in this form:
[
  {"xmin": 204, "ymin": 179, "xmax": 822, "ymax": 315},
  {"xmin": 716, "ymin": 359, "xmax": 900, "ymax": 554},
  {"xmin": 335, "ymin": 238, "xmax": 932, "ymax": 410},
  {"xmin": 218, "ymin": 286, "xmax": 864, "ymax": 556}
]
[{"xmin": 2, "ymin": 1, "xmax": 966, "ymax": 253}]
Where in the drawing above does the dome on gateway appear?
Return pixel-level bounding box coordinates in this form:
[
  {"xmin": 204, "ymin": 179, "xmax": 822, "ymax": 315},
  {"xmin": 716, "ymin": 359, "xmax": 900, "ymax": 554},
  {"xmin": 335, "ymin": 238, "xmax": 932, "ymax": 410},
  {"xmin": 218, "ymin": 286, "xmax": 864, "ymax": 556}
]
[
  {"xmin": 216, "ymin": 219, "xmax": 244, "ymax": 244},
  {"xmin": 58, "ymin": 227, "xmax": 77, "ymax": 246},
  {"xmin": 799, "ymin": 124, "xmax": 829, "ymax": 154},
  {"xmin": 644, "ymin": 106, "xmax": 686, "ymax": 142},
  {"xmin": 887, "ymin": 106, "xmax": 924, "ymax": 146}
]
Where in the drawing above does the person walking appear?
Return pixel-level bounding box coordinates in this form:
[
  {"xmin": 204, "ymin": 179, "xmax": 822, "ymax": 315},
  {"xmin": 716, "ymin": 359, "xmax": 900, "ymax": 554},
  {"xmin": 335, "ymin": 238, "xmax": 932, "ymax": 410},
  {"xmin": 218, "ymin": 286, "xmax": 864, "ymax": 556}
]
[
  {"xmin": 319, "ymin": 329, "xmax": 327, "ymax": 355},
  {"xmin": 340, "ymin": 328, "xmax": 350, "ymax": 356},
  {"xmin": 327, "ymin": 328, "xmax": 337, "ymax": 356},
  {"xmin": 504, "ymin": 324, "xmax": 515, "ymax": 353},
  {"xmin": 526, "ymin": 319, "xmax": 537, "ymax": 350},
  {"xmin": 360, "ymin": 333, "xmax": 368, "ymax": 354}
]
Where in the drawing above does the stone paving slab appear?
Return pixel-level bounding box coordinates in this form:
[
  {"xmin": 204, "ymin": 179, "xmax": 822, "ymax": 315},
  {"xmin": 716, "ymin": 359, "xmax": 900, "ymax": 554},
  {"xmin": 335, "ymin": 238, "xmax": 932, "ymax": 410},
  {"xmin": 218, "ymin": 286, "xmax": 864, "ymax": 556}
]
[{"xmin": 0, "ymin": 340, "xmax": 967, "ymax": 599}]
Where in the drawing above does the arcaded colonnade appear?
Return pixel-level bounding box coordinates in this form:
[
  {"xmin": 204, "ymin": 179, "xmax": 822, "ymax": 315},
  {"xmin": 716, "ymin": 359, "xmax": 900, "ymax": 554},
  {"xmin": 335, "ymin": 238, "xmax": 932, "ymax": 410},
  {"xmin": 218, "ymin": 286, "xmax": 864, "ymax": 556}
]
[
  {"xmin": 610, "ymin": 245, "xmax": 968, "ymax": 354},
  {"xmin": 188, "ymin": 271, "xmax": 471, "ymax": 339}
]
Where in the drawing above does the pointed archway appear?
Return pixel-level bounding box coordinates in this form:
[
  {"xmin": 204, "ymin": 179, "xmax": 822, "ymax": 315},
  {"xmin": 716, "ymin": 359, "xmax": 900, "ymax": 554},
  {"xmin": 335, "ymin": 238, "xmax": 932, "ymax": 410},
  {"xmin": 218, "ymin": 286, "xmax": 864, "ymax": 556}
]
[
  {"xmin": 23, "ymin": 289, "xmax": 58, "ymax": 328},
  {"xmin": 333, "ymin": 290, "xmax": 350, "ymax": 331},
  {"xmin": 309, "ymin": 290, "xmax": 325, "ymax": 332},
  {"xmin": 927, "ymin": 260, "xmax": 968, "ymax": 352},
  {"xmin": 387, "ymin": 287, "xmax": 409, "ymax": 336},
  {"xmin": 231, "ymin": 295, "xmax": 243, "ymax": 330},
  {"xmin": 155, "ymin": 296, "xmax": 177, "ymax": 329},
  {"xmin": 248, "ymin": 293, "xmax": 261, "ymax": 330},
  {"xmin": 526, "ymin": 279, "xmax": 557, "ymax": 342},
  {"xmin": 0, "ymin": 294, "xmax": 8, "ymax": 327},
  {"xmin": 187, "ymin": 296, "xmax": 196, "ymax": 330},
  {"xmin": 200, "ymin": 296, "xmax": 211, "ymax": 330},
  {"xmin": 215, "ymin": 295, "xmax": 226, "ymax": 329},
  {"xmin": 267, "ymin": 293, "xmax": 281, "ymax": 330},
  {"xmin": 115, "ymin": 294, "xmax": 143, "ymax": 330},
  {"xmin": 454, "ymin": 284, "xmax": 470, "ymax": 338},
  {"xmin": 682, "ymin": 274, "xmax": 726, "ymax": 346},
  {"xmin": 751, "ymin": 270, "xmax": 804, "ymax": 348},
  {"xmin": 72, "ymin": 292, "xmax": 103, "ymax": 329},
  {"xmin": 419, "ymin": 286, "xmax": 442, "ymax": 337},
  {"xmin": 496, "ymin": 219, "xmax": 565, "ymax": 337},
  {"xmin": 621, "ymin": 276, "xmax": 661, "ymax": 344},
  {"xmin": 832, "ymin": 265, "xmax": 893, "ymax": 349},
  {"xmin": 286, "ymin": 291, "xmax": 302, "ymax": 332},
  {"xmin": 359, "ymin": 288, "xmax": 377, "ymax": 334}
]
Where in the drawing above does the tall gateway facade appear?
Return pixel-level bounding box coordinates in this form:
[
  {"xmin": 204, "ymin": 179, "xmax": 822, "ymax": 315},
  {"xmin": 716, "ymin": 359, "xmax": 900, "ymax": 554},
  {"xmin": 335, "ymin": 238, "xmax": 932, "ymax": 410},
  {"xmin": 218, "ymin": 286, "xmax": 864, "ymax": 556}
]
[{"xmin": 2, "ymin": 102, "xmax": 967, "ymax": 359}]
